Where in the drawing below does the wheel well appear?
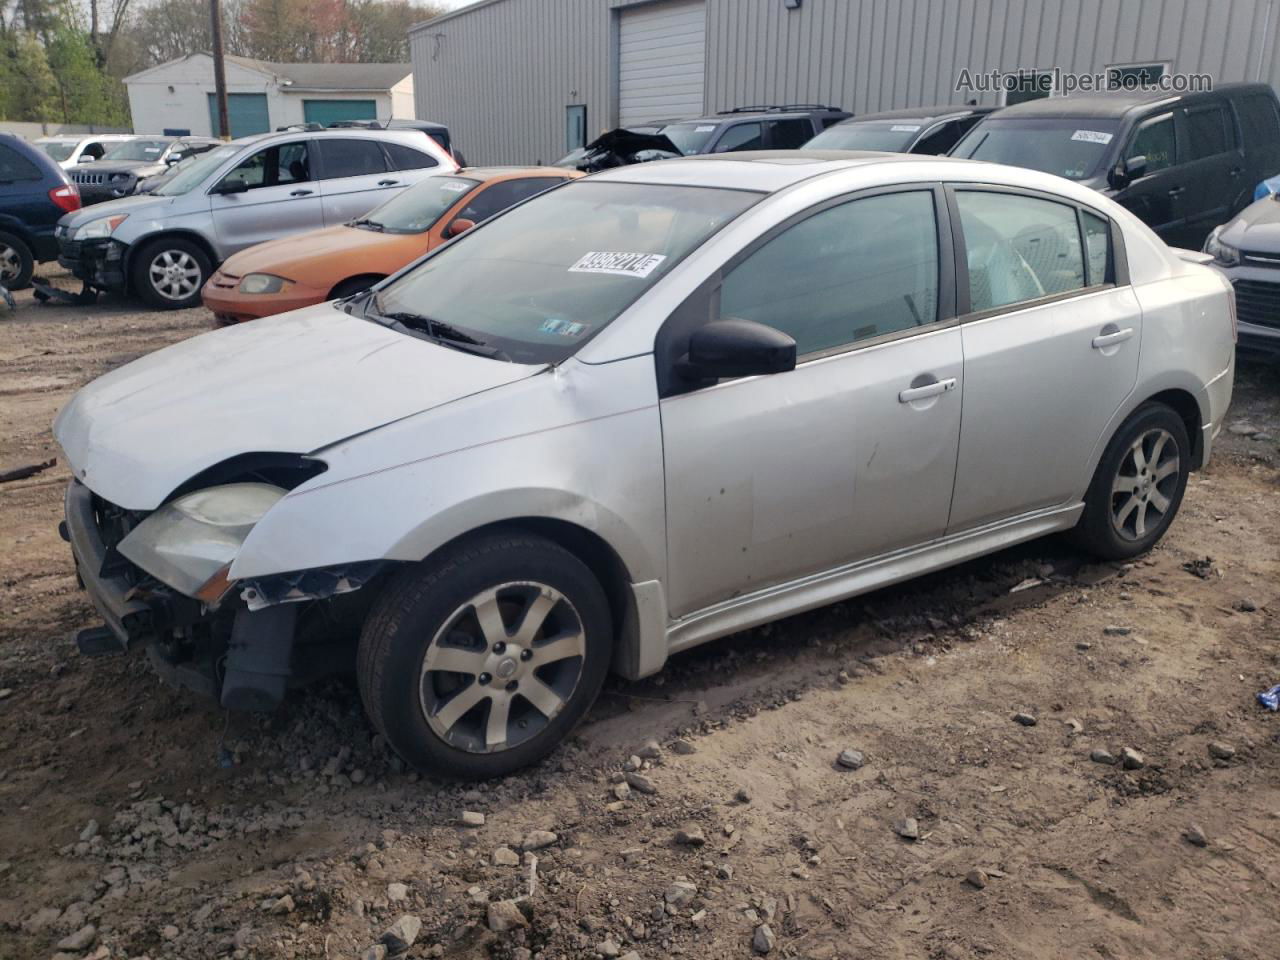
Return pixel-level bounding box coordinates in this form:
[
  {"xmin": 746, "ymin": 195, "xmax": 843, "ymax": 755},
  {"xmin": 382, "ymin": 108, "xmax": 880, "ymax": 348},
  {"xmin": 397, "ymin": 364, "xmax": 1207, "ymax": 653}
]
[
  {"xmin": 421, "ymin": 518, "xmax": 636, "ymax": 669},
  {"xmin": 1147, "ymin": 388, "xmax": 1203, "ymax": 467},
  {"xmin": 124, "ymin": 231, "xmax": 219, "ymax": 289},
  {"xmin": 328, "ymin": 274, "xmax": 386, "ymax": 299}
]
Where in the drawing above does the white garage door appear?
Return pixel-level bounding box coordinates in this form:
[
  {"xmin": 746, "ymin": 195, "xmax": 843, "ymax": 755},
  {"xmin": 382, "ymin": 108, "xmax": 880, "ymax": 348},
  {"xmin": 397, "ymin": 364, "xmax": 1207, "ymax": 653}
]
[{"xmin": 618, "ymin": 0, "xmax": 706, "ymax": 127}]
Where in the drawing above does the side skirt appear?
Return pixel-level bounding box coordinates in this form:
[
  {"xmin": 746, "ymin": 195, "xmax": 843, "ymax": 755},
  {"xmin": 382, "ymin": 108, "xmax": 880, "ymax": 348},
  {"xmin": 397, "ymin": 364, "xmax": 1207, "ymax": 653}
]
[{"xmin": 664, "ymin": 502, "xmax": 1085, "ymax": 658}]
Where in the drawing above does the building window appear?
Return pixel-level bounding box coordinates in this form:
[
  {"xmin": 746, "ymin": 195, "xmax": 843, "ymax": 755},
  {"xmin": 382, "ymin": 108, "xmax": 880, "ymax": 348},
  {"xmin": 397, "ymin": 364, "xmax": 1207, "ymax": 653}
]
[
  {"xmin": 1001, "ymin": 70, "xmax": 1056, "ymax": 106},
  {"xmin": 566, "ymin": 105, "xmax": 587, "ymax": 152},
  {"xmin": 1107, "ymin": 63, "xmax": 1168, "ymax": 90}
]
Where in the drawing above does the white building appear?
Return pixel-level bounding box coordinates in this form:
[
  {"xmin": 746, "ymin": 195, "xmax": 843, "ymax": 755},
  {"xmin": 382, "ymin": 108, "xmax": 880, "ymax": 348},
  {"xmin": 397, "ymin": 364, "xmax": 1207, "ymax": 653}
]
[{"xmin": 124, "ymin": 54, "xmax": 415, "ymax": 138}]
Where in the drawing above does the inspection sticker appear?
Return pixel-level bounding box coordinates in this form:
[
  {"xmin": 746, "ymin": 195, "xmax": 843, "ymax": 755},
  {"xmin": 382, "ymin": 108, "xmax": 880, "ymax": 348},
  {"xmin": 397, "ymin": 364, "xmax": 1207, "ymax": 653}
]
[
  {"xmin": 890, "ymin": 124, "xmax": 922, "ymax": 132},
  {"xmin": 539, "ymin": 317, "xmax": 589, "ymax": 337},
  {"xmin": 1070, "ymin": 129, "xmax": 1114, "ymax": 144},
  {"xmin": 568, "ymin": 251, "xmax": 667, "ymax": 278}
]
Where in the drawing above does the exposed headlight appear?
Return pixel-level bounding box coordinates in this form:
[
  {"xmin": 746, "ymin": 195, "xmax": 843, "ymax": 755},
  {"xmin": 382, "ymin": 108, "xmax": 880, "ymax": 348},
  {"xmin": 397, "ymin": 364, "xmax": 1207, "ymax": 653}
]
[
  {"xmin": 72, "ymin": 214, "xmax": 129, "ymax": 241},
  {"xmin": 1204, "ymin": 227, "xmax": 1240, "ymax": 267},
  {"xmin": 117, "ymin": 483, "xmax": 286, "ymax": 603},
  {"xmin": 239, "ymin": 273, "xmax": 289, "ymax": 294}
]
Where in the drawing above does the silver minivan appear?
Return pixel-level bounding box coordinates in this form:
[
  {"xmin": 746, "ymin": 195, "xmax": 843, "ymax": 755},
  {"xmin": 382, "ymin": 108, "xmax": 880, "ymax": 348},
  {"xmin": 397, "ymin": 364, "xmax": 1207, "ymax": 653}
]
[{"xmin": 56, "ymin": 129, "xmax": 457, "ymax": 308}]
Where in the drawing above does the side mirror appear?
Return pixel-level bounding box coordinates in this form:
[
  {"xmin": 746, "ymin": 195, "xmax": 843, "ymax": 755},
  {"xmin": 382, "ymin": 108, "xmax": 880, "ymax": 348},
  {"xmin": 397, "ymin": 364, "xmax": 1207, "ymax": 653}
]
[
  {"xmin": 1110, "ymin": 154, "xmax": 1146, "ymax": 189},
  {"xmin": 166, "ymin": 153, "xmax": 183, "ymax": 165},
  {"xmin": 77, "ymin": 154, "xmax": 96, "ymax": 163},
  {"xmin": 446, "ymin": 217, "xmax": 476, "ymax": 238},
  {"xmin": 677, "ymin": 318, "xmax": 796, "ymax": 380},
  {"xmin": 213, "ymin": 179, "xmax": 249, "ymax": 195}
]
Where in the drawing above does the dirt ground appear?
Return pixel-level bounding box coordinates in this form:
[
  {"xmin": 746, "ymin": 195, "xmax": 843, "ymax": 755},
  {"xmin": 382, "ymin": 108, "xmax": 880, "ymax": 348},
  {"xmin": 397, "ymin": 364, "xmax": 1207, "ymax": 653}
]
[{"xmin": 1, "ymin": 272, "xmax": 1278, "ymax": 960}]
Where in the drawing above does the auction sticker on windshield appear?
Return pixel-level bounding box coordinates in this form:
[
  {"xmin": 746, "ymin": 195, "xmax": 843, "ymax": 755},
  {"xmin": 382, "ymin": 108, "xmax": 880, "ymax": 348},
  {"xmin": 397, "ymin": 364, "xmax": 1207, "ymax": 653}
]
[
  {"xmin": 568, "ymin": 251, "xmax": 667, "ymax": 278},
  {"xmin": 1070, "ymin": 130, "xmax": 1114, "ymax": 144}
]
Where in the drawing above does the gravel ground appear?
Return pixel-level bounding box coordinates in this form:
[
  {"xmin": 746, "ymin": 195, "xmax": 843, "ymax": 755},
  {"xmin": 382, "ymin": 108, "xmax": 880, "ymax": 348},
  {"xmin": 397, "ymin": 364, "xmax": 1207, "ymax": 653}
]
[{"xmin": 1, "ymin": 272, "xmax": 1279, "ymax": 960}]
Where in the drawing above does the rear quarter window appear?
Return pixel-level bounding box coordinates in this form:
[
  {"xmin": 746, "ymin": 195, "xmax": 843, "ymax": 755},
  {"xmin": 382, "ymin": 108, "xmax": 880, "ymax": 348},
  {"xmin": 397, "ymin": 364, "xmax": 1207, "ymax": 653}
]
[
  {"xmin": 1234, "ymin": 94, "xmax": 1280, "ymax": 151},
  {"xmin": 0, "ymin": 143, "xmax": 44, "ymax": 182},
  {"xmin": 384, "ymin": 141, "xmax": 439, "ymax": 170}
]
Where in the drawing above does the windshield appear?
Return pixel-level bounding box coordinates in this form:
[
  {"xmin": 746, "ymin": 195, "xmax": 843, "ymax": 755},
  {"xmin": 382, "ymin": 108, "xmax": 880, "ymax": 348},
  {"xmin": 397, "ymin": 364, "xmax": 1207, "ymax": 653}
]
[
  {"xmin": 370, "ymin": 180, "xmax": 760, "ymax": 363},
  {"xmin": 101, "ymin": 139, "xmax": 170, "ymax": 162},
  {"xmin": 362, "ymin": 175, "xmax": 480, "ymax": 232},
  {"xmin": 660, "ymin": 123, "xmax": 719, "ymax": 155},
  {"xmin": 40, "ymin": 141, "xmax": 75, "ymax": 162},
  {"xmin": 807, "ymin": 121, "xmax": 923, "ymax": 152},
  {"xmin": 154, "ymin": 145, "xmax": 237, "ymax": 196},
  {"xmin": 950, "ymin": 118, "xmax": 1121, "ymax": 180}
]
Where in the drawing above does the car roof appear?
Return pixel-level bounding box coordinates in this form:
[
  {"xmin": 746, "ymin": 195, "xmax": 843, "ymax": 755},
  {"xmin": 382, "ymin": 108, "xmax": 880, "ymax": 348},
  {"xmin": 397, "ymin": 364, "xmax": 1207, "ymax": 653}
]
[
  {"xmin": 992, "ymin": 82, "xmax": 1273, "ymax": 120},
  {"xmin": 587, "ymin": 150, "xmax": 923, "ymax": 192},
  {"xmin": 836, "ymin": 105, "xmax": 996, "ymax": 124},
  {"xmin": 677, "ymin": 105, "xmax": 849, "ymax": 124},
  {"xmin": 37, "ymin": 133, "xmax": 135, "ymax": 142},
  {"xmin": 228, "ymin": 128, "xmax": 442, "ymax": 149}
]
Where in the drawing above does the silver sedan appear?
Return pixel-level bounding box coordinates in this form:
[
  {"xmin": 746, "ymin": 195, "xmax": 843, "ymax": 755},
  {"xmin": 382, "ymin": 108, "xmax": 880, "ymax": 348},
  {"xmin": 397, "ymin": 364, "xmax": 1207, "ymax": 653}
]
[{"xmin": 55, "ymin": 151, "xmax": 1236, "ymax": 778}]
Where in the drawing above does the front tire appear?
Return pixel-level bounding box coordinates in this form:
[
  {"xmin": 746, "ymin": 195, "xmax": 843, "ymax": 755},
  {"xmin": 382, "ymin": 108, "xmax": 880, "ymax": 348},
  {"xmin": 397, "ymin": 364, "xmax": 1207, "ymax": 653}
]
[
  {"xmin": 131, "ymin": 237, "xmax": 211, "ymax": 309},
  {"xmin": 358, "ymin": 532, "xmax": 612, "ymax": 779},
  {"xmin": 1073, "ymin": 402, "xmax": 1190, "ymax": 560},
  {"xmin": 0, "ymin": 230, "xmax": 34, "ymax": 290}
]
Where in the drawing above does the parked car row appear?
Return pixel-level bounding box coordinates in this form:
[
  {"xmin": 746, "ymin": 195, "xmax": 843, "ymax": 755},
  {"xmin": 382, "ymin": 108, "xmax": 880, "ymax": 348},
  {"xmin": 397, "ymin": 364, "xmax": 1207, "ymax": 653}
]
[{"xmin": 0, "ymin": 132, "xmax": 80, "ymax": 289}]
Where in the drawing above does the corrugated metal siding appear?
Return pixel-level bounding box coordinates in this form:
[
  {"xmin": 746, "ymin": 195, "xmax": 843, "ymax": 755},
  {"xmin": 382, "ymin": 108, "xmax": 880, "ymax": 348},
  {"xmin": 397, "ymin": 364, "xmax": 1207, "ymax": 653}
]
[
  {"xmin": 412, "ymin": 0, "xmax": 1280, "ymax": 165},
  {"xmin": 618, "ymin": 0, "xmax": 706, "ymax": 125}
]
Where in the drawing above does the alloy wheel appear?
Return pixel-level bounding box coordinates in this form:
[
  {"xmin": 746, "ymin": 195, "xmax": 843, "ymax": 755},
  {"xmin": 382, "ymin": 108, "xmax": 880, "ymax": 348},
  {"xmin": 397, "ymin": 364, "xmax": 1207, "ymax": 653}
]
[
  {"xmin": 1110, "ymin": 427, "xmax": 1180, "ymax": 541},
  {"xmin": 148, "ymin": 249, "xmax": 202, "ymax": 301},
  {"xmin": 419, "ymin": 581, "xmax": 587, "ymax": 753},
  {"xmin": 0, "ymin": 243, "xmax": 20, "ymax": 283}
]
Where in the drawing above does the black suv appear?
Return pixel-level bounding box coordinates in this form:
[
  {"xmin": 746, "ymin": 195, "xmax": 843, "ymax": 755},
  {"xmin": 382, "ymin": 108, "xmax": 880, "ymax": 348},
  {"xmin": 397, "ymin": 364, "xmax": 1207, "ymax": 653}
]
[
  {"xmin": 0, "ymin": 133, "xmax": 80, "ymax": 289},
  {"xmin": 951, "ymin": 82, "xmax": 1280, "ymax": 248}
]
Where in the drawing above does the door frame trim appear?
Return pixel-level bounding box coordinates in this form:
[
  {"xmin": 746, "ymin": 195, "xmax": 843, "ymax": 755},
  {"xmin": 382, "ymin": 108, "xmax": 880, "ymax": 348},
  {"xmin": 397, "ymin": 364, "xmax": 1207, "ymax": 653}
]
[{"xmin": 665, "ymin": 500, "xmax": 1084, "ymax": 655}]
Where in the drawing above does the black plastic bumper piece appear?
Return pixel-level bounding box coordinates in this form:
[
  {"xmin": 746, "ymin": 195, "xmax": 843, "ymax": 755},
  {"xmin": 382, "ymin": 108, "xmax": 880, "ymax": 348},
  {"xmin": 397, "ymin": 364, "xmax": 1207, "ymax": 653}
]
[
  {"xmin": 63, "ymin": 480, "xmax": 153, "ymax": 646},
  {"xmin": 220, "ymin": 604, "xmax": 298, "ymax": 712}
]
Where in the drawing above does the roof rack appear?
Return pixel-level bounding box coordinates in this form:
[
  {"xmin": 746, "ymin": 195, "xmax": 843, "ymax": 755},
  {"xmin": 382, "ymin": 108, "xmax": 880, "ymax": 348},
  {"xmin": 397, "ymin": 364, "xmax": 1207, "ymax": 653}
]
[{"xmin": 718, "ymin": 104, "xmax": 844, "ymax": 114}]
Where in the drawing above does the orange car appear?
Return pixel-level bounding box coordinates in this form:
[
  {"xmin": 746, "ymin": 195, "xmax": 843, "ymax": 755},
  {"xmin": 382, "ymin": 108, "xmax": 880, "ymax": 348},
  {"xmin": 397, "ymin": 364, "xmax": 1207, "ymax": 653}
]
[{"xmin": 202, "ymin": 167, "xmax": 581, "ymax": 323}]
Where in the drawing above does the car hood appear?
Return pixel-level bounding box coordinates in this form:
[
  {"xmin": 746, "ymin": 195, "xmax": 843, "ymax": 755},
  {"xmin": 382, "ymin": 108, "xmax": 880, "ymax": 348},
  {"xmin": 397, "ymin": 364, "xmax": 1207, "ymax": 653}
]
[
  {"xmin": 85, "ymin": 160, "xmax": 166, "ymax": 177},
  {"xmin": 54, "ymin": 303, "xmax": 547, "ymax": 509},
  {"xmin": 59, "ymin": 193, "xmax": 175, "ymax": 228},
  {"xmin": 1221, "ymin": 196, "xmax": 1280, "ymax": 251},
  {"xmin": 218, "ymin": 225, "xmax": 425, "ymax": 280}
]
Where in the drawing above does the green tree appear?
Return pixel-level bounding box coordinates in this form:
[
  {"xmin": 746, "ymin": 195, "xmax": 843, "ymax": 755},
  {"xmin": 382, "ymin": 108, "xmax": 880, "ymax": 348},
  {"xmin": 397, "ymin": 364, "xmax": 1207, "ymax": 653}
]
[
  {"xmin": 0, "ymin": 29, "xmax": 59, "ymax": 120},
  {"xmin": 46, "ymin": 25, "xmax": 129, "ymax": 124}
]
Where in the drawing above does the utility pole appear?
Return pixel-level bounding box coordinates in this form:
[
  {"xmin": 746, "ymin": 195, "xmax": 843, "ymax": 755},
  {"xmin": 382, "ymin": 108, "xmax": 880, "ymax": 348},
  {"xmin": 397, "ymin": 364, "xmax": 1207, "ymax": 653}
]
[{"xmin": 210, "ymin": 0, "xmax": 230, "ymax": 139}]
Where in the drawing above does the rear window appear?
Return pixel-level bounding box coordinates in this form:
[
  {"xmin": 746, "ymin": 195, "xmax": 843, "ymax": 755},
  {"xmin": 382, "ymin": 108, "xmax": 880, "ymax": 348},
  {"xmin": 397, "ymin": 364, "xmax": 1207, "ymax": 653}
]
[
  {"xmin": 951, "ymin": 118, "xmax": 1122, "ymax": 180},
  {"xmin": 384, "ymin": 141, "xmax": 439, "ymax": 171},
  {"xmin": 1233, "ymin": 94, "xmax": 1280, "ymax": 151},
  {"xmin": 0, "ymin": 143, "xmax": 43, "ymax": 182},
  {"xmin": 1183, "ymin": 105, "xmax": 1233, "ymax": 160}
]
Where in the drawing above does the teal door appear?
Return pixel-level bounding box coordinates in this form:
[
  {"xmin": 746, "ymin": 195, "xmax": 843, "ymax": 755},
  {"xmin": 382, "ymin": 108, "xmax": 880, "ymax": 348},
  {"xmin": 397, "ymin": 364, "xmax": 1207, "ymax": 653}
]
[
  {"xmin": 303, "ymin": 100, "xmax": 378, "ymax": 125},
  {"xmin": 207, "ymin": 93, "xmax": 270, "ymax": 139}
]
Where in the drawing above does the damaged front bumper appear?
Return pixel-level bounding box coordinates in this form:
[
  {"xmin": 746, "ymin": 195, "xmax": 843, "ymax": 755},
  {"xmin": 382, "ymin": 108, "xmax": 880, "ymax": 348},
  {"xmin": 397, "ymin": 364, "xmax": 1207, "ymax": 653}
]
[
  {"xmin": 58, "ymin": 234, "xmax": 128, "ymax": 292},
  {"xmin": 62, "ymin": 479, "xmax": 385, "ymax": 710}
]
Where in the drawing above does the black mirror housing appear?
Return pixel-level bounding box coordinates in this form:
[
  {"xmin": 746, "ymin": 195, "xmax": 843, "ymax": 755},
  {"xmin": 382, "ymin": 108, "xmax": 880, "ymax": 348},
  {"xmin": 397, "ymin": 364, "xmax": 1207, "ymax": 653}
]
[{"xmin": 679, "ymin": 318, "xmax": 796, "ymax": 380}]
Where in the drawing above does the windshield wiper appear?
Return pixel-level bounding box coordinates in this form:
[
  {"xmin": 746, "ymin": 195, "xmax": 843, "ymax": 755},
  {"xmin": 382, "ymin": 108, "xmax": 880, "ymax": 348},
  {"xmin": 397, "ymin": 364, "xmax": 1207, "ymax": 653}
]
[
  {"xmin": 378, "ymin": 311, "xmax": 511, "ymax": 361},
  {"xmin": 349, "ymin": 217, "xmax": 384, "ymax": 231}
]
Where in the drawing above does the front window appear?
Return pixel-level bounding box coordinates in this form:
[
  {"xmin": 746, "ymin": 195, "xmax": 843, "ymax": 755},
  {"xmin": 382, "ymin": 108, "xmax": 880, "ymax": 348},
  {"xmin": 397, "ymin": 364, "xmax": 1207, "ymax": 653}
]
[
  {"xmin": 101, "ymin": 140, "xmax": 170, "ymax": 162},
  {"xmin": 807, "ymin": 121, "xmax": 923, "ymax": 153},
  {"xmin": 951, "ymin": 118, "xmax": 1122, "ymax": 180},
  {"xmin": 154, "ymin": 146, "xmax": 238, "ymax": 196},
  {"xmin": 369, "ymin": 180, "xmax": 760, "ymax": 364},
  {"xmin": 361, "ymin": 176, "xmax": 481, "ymax": 233},
  {"xmin": 660, "ymin": 123, "xmax": 719, "ymax": 155},
  {"xmin": 40, "ymin": 141, "xmax": 75, "ymax": 162}
]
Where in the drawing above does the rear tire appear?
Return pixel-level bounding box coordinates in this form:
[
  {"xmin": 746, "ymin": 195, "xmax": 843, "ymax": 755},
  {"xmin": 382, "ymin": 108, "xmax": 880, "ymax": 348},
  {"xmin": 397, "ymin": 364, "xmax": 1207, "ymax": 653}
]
[
  {"xmin": 357, "ymin": 532, "xmax": 612, "ymax": 779},
  {"xmin": 1072, "ymin": 402, "xmax": 1190, "ymax": 560},
  {"xmin": 0, "ymin": 230, "xmax": 34, "ymax": 290},
  {"xmin": 131, "ymin": 236, "xmax": 211, "ymax": 309}
]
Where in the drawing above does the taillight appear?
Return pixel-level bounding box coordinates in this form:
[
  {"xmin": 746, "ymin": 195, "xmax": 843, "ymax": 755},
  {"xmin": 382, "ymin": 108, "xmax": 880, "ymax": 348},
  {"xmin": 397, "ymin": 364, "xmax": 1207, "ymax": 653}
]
[
  {"xmin": 1226, "ymin": 283, "xmax": 1238, "ymax": 343},
  {"xmin": 49, "ymin": 183, "xmax": 80, "ymax": 214}
]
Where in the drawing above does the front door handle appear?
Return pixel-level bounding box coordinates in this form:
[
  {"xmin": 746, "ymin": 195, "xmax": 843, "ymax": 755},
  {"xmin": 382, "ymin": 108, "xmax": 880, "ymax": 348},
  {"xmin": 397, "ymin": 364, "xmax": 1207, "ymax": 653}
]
[
  {"xmin": 377, "ymin": 179, "xmax": 400, "ymax": 186},
  {"xmin": 1092, "ymin": 327, "xmax": 1135, "ymax": 349},
  {"xmin": 898, "ymin": 377, "xmax": 957, "ymax": 403},
  {"xmin": 1167, "ymin": 186, "xmax": 1185, "ymax": 197},
  {"xmin": 290, "ymin": 188, "xmax": 313, "ymax": 197}
]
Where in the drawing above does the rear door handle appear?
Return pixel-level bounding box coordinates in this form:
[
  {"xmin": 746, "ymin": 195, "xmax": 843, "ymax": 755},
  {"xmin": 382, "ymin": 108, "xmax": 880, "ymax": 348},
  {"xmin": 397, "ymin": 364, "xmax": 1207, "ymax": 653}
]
[
  {"xmin": 1167, "ymin": 186, "xmax": 1185, "ymax": 197},
  {"xmin": 377, "ymin": 179, "xmax": 400, "ymax": 186},
  {"xmin": 289, "ymin": 189, "xmax": 313, "ymax": 197},
  {"xmin": 898, "ymin": 377, "xmax": 957, "ymax": 403},
  {"xmin": 1092, "ymin": 327, "xmax": 1135, "ymax": 349}
]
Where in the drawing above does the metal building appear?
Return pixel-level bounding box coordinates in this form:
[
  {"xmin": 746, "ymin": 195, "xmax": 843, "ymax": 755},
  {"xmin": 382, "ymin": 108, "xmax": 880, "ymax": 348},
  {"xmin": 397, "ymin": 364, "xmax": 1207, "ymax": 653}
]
[{"xmin": 410, "ymin": 0, "xmax": 1280, "ymax": 165}]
